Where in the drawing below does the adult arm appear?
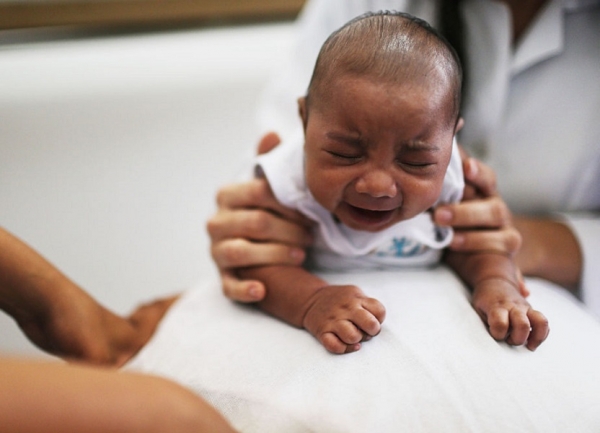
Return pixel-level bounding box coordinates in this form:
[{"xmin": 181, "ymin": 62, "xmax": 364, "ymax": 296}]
[
  {"xmin": 512, "ymin": 217, "xmax": 583, "ymax": 292},
  {"xmin": 433, "ymin": 163, "xmax": 589, "ymax": 294},
  {"xmin": 0, "ymin": 357, "xmax": 236, "ymax": 433},
  {"xmin": 0, "ymin": 227, "xmax": 174, "ymax": 366},
  {"xmin": 207, "ymin": 133, "xmax": 314, "ymax": 302},
  {"xmin": 562, "ymin": 214, "xmax": 600, "ymax": 312}
]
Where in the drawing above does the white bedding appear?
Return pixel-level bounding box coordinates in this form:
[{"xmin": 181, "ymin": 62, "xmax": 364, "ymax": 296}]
[{"xmin": 127, "ymin": 267, "xmax": 600, "ymax": 432}]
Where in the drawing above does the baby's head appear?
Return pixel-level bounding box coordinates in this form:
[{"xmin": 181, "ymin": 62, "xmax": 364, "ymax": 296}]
[{"xmin": 299, "ymin": 11, "xmax": 462, "ymax": 232}]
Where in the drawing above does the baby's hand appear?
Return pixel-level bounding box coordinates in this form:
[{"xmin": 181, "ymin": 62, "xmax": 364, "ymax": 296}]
[
  {"xmin": 302, "ymin": 285, "xmax": 386, "ymax": 354},
  {"xmin": 472, "ymin": 278, "xmax": 549, "ymax": 351}
]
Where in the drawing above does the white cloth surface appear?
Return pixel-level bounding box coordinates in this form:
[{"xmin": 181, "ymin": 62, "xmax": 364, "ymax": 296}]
[
  {"xmin": 257, "ymin": 0, "xmax": 600, "ymax": 315},
  {"xmin": 256, "ymin": 135, "xmax": 464, "ymax": 270},
  {"xmin": 127, "ymin": 268, "xmax": 600, "ymax": 432}
]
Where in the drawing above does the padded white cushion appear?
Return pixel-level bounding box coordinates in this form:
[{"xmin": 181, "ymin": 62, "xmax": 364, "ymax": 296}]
[{"xmin": 127, "ymin": 267, "xmax": 600, "ymax": 432}]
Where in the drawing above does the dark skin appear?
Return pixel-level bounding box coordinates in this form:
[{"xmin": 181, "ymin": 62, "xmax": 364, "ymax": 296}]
[
  {"xmin": 0, "ymin": 227, "xmax": 176, "ymax": 366},
  {"xmin": 209, "ymin": 0, "xmax": 581, "ymax": 314},
  {"xmin": 240, "ymin": 67, "xmax": 549, "ymax": 353},
  {"xmin": 0, "ymin": 227, "xmax": 237, "ymax": 432}
]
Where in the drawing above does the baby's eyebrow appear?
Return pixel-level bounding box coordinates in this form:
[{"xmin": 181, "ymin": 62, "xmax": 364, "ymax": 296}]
[
  {"xmin": 403, "ymin": 141, "xmax": 440, "ymax": 152},
  {"xmin": 325, "ymin": 132, "xmax": 363, "ymax": 146}
]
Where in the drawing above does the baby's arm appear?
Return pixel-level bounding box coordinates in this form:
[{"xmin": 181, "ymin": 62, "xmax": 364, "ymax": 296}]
[
  {"xmin": 445, "ymin": 251, "xmax": 549, "ymax": 350},
  {"xmin": 238, "ymin": 266, "xmax": 386, "ymax": 354}
]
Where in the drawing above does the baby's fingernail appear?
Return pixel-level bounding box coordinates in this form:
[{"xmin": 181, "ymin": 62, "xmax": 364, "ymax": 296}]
[
  {"xmin": 290, "ymin": 248, "xmax": 305, "ymax": 262},
  {"xmin": 436, "ymin": 208, "xmax": 453, "ymax": 224}
]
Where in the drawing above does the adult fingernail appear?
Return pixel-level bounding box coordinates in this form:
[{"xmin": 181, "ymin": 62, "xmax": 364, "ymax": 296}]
[
  {"xmin": 290, "ymin": 248, "xmax": 305, "ymax": 262},
  {"xmin": 248, "ymin": 284, "xmax": 261, "ymax": 299},
  {"xmin": 467, "ymin": 158, "xmax": 479, "ymax": 178},
  {"xmin": 436, "ymin": 208, "xmax": 453, "ymax": 224},
  {"xmin": 452, "ymin": 234, "xmax": 465, "ymax": 247}
]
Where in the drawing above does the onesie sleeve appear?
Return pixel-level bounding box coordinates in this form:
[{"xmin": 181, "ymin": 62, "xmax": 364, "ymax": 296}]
[
  {"xmin": 436, "ymin": 137, "xmax": 464, "ymax": 205},
  {"xmin": 255, "ymin": 136, "xmax": 307, "ymax": 210}
]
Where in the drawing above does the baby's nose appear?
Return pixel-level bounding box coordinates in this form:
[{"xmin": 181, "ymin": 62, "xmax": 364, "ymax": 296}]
[{"xmin": 354, "ymin": 169, "xmax": 397, "ymax": 198}]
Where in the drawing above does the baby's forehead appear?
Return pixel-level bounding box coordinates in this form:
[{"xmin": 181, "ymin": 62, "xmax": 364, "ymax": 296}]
[{"xmin": 315, "ymin": 72, "xmax": 457, "ymax": 121}]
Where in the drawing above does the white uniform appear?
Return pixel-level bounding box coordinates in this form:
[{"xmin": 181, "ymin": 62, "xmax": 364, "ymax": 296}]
[
  {"xmin": 257, "ymin": 135, "xmax": 464, "ymax": 271},
  {"xmin": 256, "ymin": 0, "xmax": 600, "ymax": 312}
]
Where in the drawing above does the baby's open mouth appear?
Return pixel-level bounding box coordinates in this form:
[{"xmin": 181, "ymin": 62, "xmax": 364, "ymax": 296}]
[{"xmin": 344, "ymin": 204, "xmax": 396, "ymax": 229}]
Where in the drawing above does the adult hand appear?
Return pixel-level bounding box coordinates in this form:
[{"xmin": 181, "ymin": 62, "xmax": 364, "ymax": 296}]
[
  {"xmin": 434, "ymin": 155, "xmax": 522, "ymax": 256},
  {"xmin": 17, "ymin": 289, "xmax": 178, "ymax": 367},
  {"xmin": 0, "ymin": 227, "xmax": 177, "ymax": 367},
  {"xmin": 207, "ymin": 132, "xmax": 314, "ymax": 303},
  {"xmin": 433, "ymin": 155, "xmax": 527, "ymax": 296}
]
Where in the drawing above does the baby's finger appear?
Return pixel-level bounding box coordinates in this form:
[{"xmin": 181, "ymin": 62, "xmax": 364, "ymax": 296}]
[
  {"xmin": 526, "ymin": 310, "xmax": 550, "ymax": 351},
  {"xmin": 362, "ymin": 298, "xmax": 386, "ymax": 324},
  {"xmin": 486, "ymin": 307, "xmax": 510, "ymax": 341},
  {"xmin": 320, "ymin": 332, "xmax": 358, "ymax": 355},
  {"xmin": 331, "ymin": 321, "xmax": 364, "ymax": 346},
  {"xmin": 351, "ymin": 309, "xmax": 382, "ymax": 337},
  {"xmin": 221, "ymin": 271, "xmax": 265, "ymax": 303},
  {"xmin": 506, "ymin": 308, "xmax": 531, "ymax": 346}
]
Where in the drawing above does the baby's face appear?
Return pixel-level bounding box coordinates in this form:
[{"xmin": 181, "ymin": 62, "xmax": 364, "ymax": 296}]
[{"xmin": 302, "ymin": 76, "xmax": 456, "ymax": 232}]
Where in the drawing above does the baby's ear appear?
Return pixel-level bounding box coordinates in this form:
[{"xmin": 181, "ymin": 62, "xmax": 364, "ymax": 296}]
[
  {"xmin": 298, "ymin": 97, "xmax": 308, "ymax": 130},
  {"xmin": 454, "ymin": 117, "xmax": 465, "ymax": 135}
]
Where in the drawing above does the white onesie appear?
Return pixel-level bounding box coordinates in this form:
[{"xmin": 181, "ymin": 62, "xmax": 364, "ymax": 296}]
[{"xmin": 257, "ymin": 135, "xmax": 464, "ymax": 271}]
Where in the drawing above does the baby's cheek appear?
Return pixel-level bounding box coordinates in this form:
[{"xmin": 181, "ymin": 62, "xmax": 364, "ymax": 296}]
[
  {"xmin": 306, "ymin": 169, "xmax": 343, "ymax": 212},
  {"xmin": 409, "ymin": 177, "xmax": 444, "ymax": 209}
]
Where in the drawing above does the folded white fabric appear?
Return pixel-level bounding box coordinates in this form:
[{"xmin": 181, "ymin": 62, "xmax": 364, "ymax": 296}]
[{"xmin": 127, "ymin": 267, "xmax": 600, "ymax": 433}]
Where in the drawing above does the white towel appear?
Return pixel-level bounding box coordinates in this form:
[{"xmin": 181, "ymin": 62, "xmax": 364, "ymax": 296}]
[{"xmin": 127, "ymin": 266, "xmax": 600, "ymax": 432}]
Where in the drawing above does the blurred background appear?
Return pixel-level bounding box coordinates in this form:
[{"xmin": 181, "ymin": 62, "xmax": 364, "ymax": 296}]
[{"xmin": 0, "ymin": 1, "xmax": 305, "ymax": 356}]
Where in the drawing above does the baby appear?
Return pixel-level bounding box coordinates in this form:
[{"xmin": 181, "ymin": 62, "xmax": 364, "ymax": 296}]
[{"xmin": 240, "ymin": 11, "xmax": 548, "ymax": 354}]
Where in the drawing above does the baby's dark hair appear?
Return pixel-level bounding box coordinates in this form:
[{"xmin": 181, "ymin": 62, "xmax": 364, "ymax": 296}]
[{"xmin": 306, "ymin": 11, "xmax": 463, "ymax": 125}]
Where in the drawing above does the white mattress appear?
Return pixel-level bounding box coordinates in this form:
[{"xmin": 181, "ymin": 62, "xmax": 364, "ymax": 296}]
[{"xmin": 127, "ymin": 267, "xmax": 600, "ymax": 432}]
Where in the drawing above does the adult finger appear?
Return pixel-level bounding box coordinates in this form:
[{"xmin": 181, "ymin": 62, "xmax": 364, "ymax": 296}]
[
  {"xmin": 256, "ymin": 131, "xmax": 282, "ymax": 155},
  {"xmin": 216, "ymin": 178, "xmax": 311, "ymax": 225},
  {"xmin": 463, "ymin": 157, "xmax": 497, "ymax": 198},
  {"xmin": 207, "ymin": 209, "xmax": 313, "ymax": 246},
  {"xmin": 117, "ymin": 295, "xmax": 181, "ymax": 366},
  {"xmin": 448, "ymin": 227, "xmax": 522, "ymax": 255},
  {"xmin": 434, "ymin": 196, "xmax": 512, "ymax": 229},
  {"xmin": 221, "ymin": 270, "xmax": 266, "ymax": 303},
  {"xmin": 211, "ymin": 238, "xmax": 305, "ymax": 269}
]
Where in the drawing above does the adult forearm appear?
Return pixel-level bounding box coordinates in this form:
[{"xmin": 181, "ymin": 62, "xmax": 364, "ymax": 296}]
[
  {"xmin": 0, "ymin": 227, "xmax": 81, "ymax": 322},
  {"xmin": 0, "ymin": 227, "xmax": 157, "ymax": 365},
  {"xmin": 238, "ymin": 265, "xmax": 327, "ymax": 328},
  {"xmin": 513, "ymin": 217, "xmax": 582, "ymax": 292},
  {"xmin": 0, "ymin": 357, "xmax": 236, "ymax": 433}
]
